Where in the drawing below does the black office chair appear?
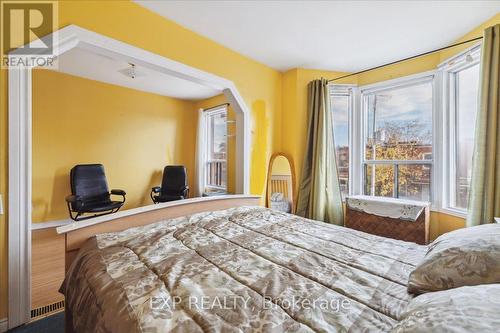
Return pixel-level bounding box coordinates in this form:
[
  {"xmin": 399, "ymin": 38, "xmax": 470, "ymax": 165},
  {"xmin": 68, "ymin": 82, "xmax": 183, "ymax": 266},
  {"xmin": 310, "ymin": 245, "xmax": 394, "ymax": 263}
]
[
  {"xmin": 65, "ymin": 164, "xmax": 126, "ymax": 221},
  {"xmin": 151, "ymin": 166, "xmax": 189, "ymax": 203}
]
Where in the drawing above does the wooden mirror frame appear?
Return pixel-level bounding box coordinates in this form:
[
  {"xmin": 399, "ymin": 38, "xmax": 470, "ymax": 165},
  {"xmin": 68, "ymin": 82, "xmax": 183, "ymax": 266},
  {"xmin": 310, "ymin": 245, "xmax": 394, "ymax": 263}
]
[{"xmin": 266, "ymin": 153, "xmax": 296, "ymax": 213}]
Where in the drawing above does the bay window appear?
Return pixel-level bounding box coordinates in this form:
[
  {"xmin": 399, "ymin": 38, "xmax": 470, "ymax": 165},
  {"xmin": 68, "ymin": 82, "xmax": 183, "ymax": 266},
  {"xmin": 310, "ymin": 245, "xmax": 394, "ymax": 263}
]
[{"xmin": 329, "ymin": 43, "xmax": 480, "ymax": 216}]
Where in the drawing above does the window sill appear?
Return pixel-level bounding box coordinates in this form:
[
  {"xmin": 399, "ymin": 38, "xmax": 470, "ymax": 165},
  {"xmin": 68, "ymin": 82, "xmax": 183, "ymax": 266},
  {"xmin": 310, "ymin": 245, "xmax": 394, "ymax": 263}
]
[
  {"xmin": 349, "ymin": 195, "xmax": 468, "ymax": 219},
  {"xmin": 437, "ymin": 207, "xmax": 467, "ymax": 219},
  {"xmin": 205, "ymin": 186, "xmax": 227, "ymax": 191}
]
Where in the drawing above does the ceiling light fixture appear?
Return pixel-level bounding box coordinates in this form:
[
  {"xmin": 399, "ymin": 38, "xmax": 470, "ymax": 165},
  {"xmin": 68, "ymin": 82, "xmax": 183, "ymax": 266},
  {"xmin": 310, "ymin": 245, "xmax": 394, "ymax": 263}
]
[
  {"xmin": 118, "ymin": 62, "xmax": 145, "ymax": 79},
  {"xmin": 128, "ymin": 63, "xmax": 136, "ymax": 79}
]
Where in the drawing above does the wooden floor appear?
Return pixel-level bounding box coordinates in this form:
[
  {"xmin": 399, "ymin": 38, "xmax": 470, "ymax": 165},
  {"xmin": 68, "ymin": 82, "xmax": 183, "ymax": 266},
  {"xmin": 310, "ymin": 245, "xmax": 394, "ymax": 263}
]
[{"xmin": 31, "ymin": 228, "xmax": 65, "ymax": 309}]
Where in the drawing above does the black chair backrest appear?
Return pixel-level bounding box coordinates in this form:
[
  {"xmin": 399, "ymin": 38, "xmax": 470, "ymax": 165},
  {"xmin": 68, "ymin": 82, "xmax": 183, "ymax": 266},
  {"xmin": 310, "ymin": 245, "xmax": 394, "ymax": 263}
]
[
  {"xmin": 70, "ymin": 164, "xmax": 110, "ymax": 202},
  {"xmin": 161, "ymin": 166, "xmax": 187, "ymax": 195}
]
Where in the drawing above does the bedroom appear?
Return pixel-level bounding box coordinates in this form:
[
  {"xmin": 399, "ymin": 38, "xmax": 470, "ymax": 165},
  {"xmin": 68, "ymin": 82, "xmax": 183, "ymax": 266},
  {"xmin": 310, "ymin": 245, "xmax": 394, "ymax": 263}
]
[{"xmin": 1, "ymin": 1, "xmax": 499, "ymax": 332}]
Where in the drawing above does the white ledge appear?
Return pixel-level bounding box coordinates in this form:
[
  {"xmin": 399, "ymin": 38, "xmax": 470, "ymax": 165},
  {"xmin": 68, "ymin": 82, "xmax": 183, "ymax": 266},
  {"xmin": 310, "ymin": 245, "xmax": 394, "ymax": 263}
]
[
  {"xmin": 346, "ymin": 195, "xmax": 430, "ymax": 207},
  {"xmin": 31, "ymin": 219, "xmax": 72, "ymax": 230},
  {"xmin": 56, "ymin": 195, "xmax": 260, "ymax": 234}
]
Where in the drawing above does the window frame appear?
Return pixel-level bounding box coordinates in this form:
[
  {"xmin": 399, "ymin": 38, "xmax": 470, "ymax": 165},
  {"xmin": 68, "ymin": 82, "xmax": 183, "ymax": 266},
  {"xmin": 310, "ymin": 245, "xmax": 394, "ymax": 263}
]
[
  {"xmin": 440, "ymin": 44, "xmax": 481, "ymax": 217},
  {"xmin": 204, "ymin": 106, "xmax": 228, "ymax": 191},
  {"xmin": 329, "ymin": 84, "xmax": 356, "ymax": 199},
  {"xmin": 359, "ymin": 72, "xmax": 437, "ymax": 202}
]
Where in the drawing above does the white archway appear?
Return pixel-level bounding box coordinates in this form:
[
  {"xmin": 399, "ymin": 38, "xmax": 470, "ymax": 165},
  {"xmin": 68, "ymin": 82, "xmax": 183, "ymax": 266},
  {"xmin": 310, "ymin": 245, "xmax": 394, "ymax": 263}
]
[{"xmin": 8, "ymin": 25, "xmax": 250, "ymax": 328}]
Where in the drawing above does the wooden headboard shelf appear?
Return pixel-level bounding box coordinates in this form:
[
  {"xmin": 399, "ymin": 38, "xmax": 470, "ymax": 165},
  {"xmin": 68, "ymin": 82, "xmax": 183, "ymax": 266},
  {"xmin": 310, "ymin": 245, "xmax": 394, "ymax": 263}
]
[{"xmin": 57, "ymin": 195, "xmax": 261, "ymax": 271}]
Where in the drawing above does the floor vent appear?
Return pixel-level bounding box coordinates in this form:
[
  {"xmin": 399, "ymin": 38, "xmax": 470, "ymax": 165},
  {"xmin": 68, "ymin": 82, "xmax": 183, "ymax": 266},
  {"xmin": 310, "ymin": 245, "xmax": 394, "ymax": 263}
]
[{"xmin": 31, "ymin": 300, "xmax": 65, "ymax": 321}]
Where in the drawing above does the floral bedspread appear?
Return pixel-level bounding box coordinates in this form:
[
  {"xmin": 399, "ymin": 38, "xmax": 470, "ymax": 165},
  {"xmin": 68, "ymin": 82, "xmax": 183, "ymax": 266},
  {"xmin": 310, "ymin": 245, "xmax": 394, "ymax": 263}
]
[{"xmin": 61, "ymin": 206, "xmax": 426, "ymax": 333}]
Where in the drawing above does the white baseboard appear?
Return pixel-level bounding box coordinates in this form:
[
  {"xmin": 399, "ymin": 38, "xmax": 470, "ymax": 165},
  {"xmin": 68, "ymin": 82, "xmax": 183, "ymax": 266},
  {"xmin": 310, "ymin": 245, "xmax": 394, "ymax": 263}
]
[{"xmin": 0, "ymin": 318, "xmax": 8, "ymax": 333}]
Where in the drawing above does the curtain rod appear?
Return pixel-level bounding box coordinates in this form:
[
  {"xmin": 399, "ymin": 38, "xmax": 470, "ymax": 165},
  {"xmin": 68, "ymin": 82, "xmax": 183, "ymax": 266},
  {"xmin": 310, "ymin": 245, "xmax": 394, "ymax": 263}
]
[
  {"xmin": 202, "ymin": 102, "xmax": 230, "ymax": 112},
  {"xmin": 328, "ymin": 36, "xmax": 483, "ymax": 83}
]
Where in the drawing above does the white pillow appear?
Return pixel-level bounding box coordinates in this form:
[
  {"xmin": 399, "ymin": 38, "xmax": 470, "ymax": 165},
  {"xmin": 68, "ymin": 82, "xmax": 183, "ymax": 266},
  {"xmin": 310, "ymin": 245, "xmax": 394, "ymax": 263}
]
[{"xmin": 392, "ymin": 284, "xmax": 500, "ymax": 333}]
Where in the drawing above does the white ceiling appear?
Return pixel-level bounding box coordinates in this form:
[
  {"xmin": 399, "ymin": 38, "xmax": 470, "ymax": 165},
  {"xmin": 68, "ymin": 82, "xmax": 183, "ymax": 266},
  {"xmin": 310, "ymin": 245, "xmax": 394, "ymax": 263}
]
[
  {"xmin": 51, "ymin": 47, "xmax": 221, "ymax": 100},
  {"xmin": 136, "ymin": 0, "xmax": 500, "ymax": 72}
]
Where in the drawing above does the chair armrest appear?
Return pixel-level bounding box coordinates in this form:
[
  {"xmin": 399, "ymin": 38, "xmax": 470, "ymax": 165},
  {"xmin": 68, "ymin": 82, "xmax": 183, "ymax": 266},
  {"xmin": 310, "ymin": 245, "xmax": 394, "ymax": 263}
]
[
  {"xmin": 151, "ymin": 186, "xmax": 161, "ymax": 194},
  {"xmin": 176, "ymin": 185, "xmax": 189, "ymax": 192},
  {"xmin": 111, "ymin": 189, "xmax": 126, "ymax": 196},
  {"xmin": 182, "ymin": 185, "xmax": 189, "ymax": 198},
  {"xmin": 65, "ymin": 195, "xmax": 79, "ymax": 203},
  {"xmin": 111, "ymin": 189, "xmax": 126, "ymax": 204}
]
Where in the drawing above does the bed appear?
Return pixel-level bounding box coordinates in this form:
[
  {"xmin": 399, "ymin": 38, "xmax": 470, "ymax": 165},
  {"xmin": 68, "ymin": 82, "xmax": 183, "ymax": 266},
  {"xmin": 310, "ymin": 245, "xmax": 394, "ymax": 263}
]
[{"xmin": 58, "ymin": 195, "xmax": 426, "ymax": 332}]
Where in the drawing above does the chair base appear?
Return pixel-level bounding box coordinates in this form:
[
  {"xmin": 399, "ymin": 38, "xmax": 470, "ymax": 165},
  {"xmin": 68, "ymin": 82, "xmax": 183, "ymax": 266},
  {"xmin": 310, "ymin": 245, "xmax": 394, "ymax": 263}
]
[
  {"xmin": 151, "ymin": 195, "xmax": 185, "ymax": 204},
  {"xmin": 67, "ymin": 207, "xmax": 122, "ymax": 222},
  {"xmin": 66, "ymin": 198, "xmax": 125, "ymax": 222}
]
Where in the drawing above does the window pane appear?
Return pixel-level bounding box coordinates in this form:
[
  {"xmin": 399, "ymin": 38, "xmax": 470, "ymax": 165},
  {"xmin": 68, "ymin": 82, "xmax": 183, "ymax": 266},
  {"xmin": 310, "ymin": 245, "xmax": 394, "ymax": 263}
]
[
  {"xmin": 206, "ymin": 109, "xmax": 227, "ymax": 190},
  {"xmin": 331, "ymin": 94, "xmax": 349, "ymax": 198},
  {"xmin": 209, "ymin": 112, "xmax": 227, "ymax": 160},
  {"xmin": 364, "ymin": 164, "xmax": 394, "ymax": 197},
  {"xmin": 398, "ymin": 164, "xmax": 431, "ymax": 201},
  {"xmin": 455, "ymin": 64, "xmax": 480, "ymax": 209},
  {"xmin": 365, "ymin": 81, "xmax": 433, "ymax": 161}
]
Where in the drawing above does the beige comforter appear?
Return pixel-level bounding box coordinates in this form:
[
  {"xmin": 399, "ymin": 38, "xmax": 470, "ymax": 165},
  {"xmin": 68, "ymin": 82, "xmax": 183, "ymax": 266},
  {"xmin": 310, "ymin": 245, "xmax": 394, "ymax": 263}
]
[{"xmin": 61, "ymin": 206, "xmax": 426, "ymax": 333}]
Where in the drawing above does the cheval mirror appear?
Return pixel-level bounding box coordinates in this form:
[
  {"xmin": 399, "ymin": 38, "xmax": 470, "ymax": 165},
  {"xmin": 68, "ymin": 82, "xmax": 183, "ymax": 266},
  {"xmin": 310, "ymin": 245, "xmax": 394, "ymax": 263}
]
[{"xmin": 266, "ymin": 153, "xmax": 296, "ymax": 213}]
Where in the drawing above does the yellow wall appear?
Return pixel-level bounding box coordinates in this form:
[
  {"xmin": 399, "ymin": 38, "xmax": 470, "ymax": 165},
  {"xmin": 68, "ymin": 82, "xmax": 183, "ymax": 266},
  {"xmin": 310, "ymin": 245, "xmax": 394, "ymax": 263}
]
[
  {"xmin": 356, "ymin": 53, "xmax": 440, "ymax": 86},
  {"xmin": 0, "ymin": 0, "xmax": 282, "ymax": 318},
  {"xmin": 429, "ymin": 212, "xmax": 467, "ymax": 240},
  {"xmin": 193, "ymin": 94, "xmax": 237, "ymax": 193},
  {"xmin": 32, "ymin": 70, "xmax": 197, "ymax": 223}
]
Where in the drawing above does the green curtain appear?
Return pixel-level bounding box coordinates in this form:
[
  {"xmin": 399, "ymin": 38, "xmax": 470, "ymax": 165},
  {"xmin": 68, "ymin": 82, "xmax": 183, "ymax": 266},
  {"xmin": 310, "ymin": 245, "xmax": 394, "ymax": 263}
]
[
  {"xmin": 296, "ymin": 79, "xmax": 344, "ymax": 225},
  {"xmin": 467, "ymin": 24, "xmax": 500, "ymax": 227}
]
